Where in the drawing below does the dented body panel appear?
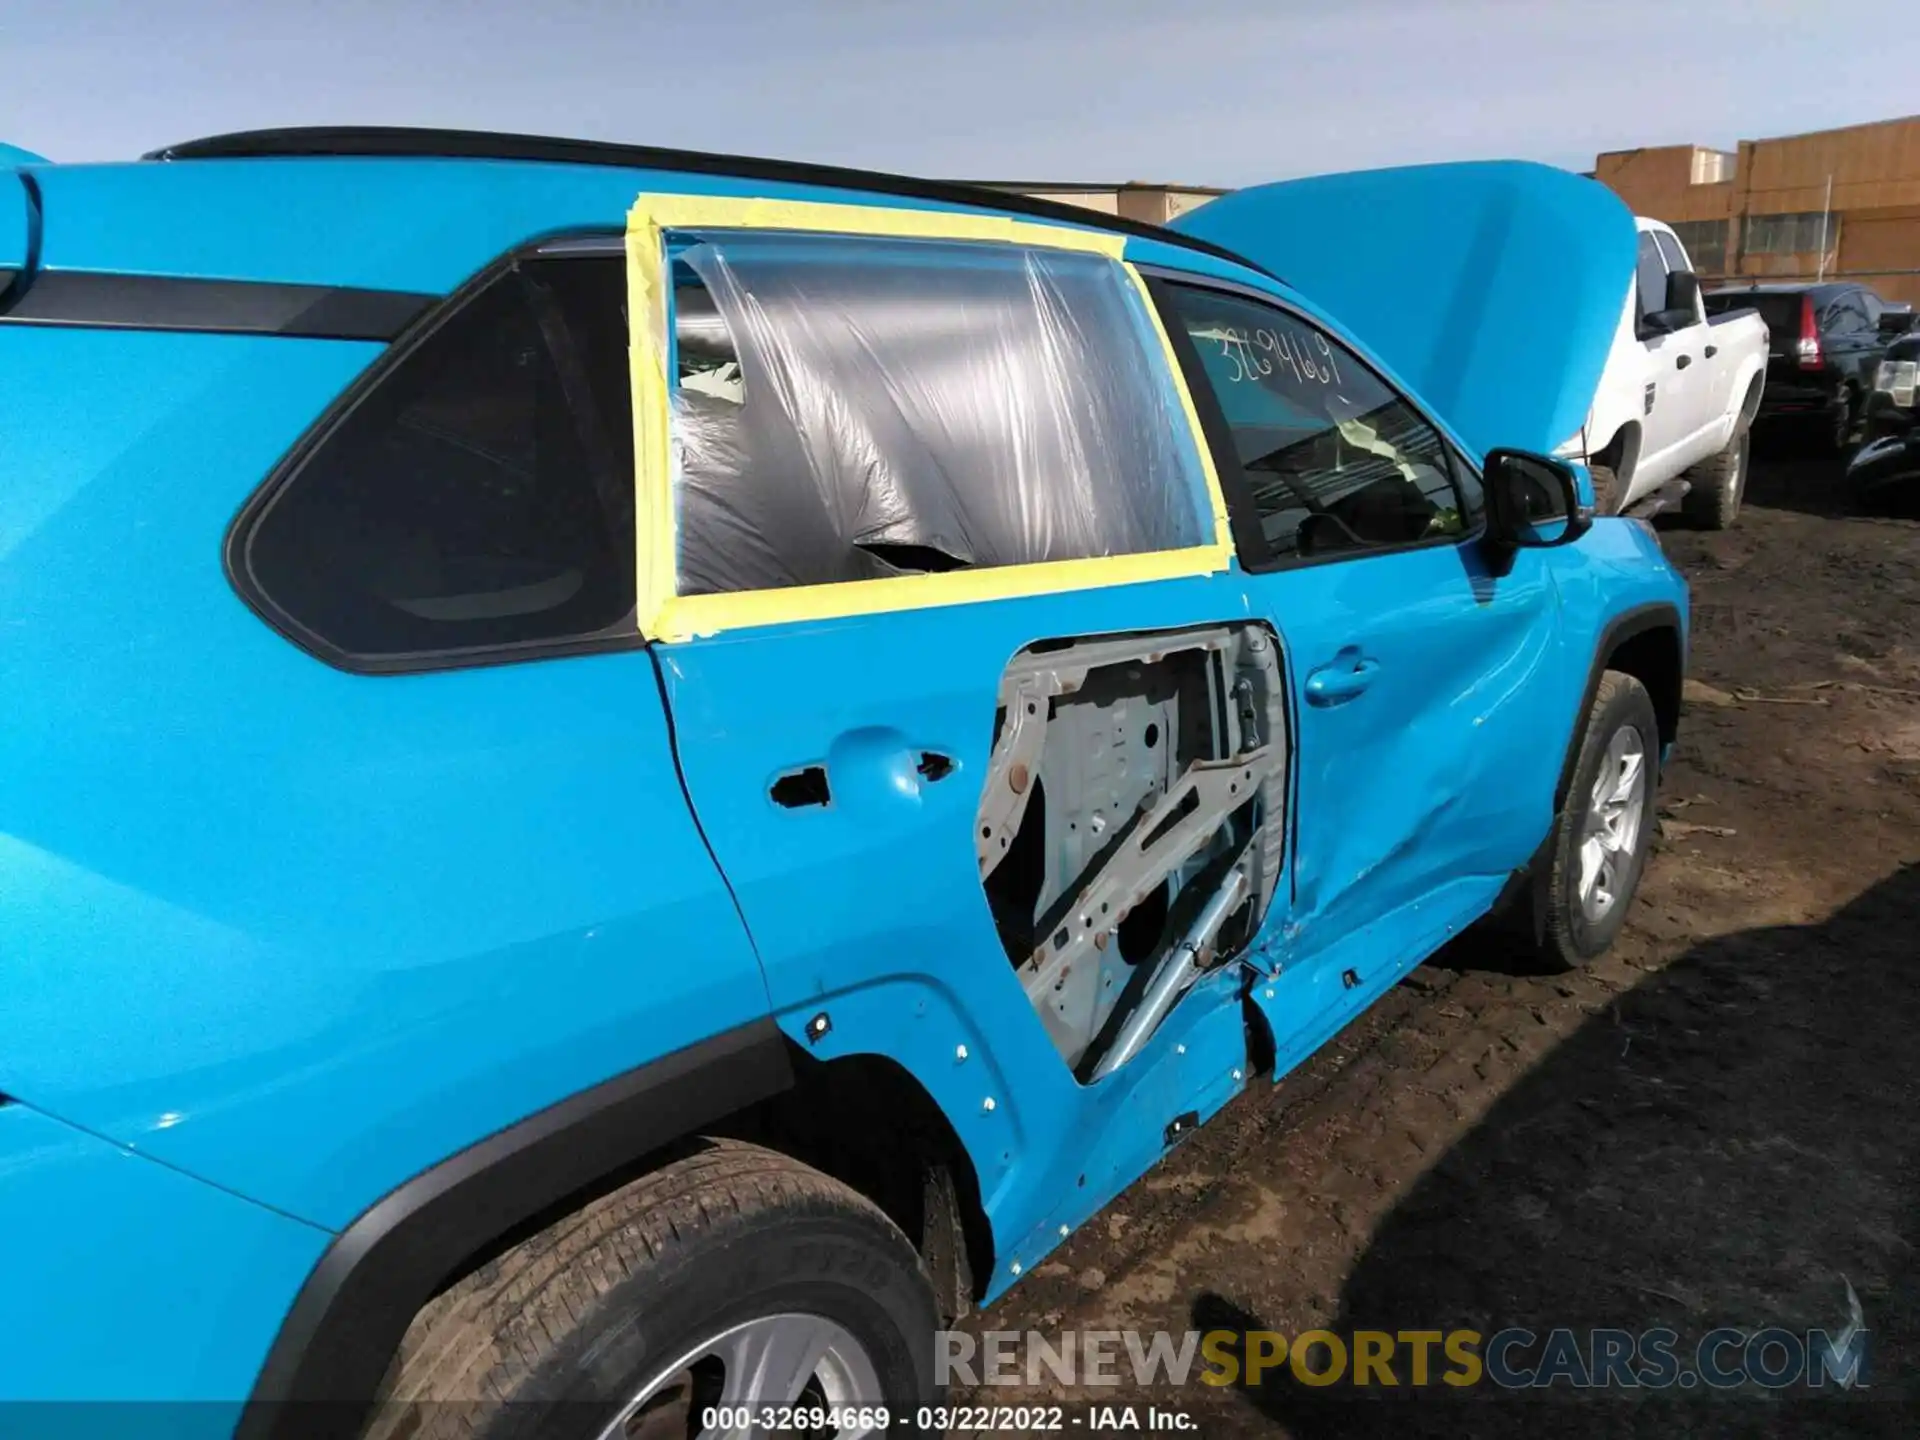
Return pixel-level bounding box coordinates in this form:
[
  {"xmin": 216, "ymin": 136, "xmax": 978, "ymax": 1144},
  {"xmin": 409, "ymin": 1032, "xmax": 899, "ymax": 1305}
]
[
  {"xmin": 1241, "ymin": 534, "xmax": 1563, "ymax": 980},
  {"xmin": 657, "ymin": 580, "xmax": 1284, "ymax": 1292}
]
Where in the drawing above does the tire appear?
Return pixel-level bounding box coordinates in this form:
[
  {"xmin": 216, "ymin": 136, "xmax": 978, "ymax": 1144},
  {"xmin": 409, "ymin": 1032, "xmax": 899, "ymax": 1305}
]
[
  {"xmin": 1588, "ymin": 462, "xmax": 1622, "ymax": 516},
  {"xmin": 1529, "ymin": 672, "xmax": 1660, "ymax": 973},
  {"xmin": 365, "ymin": 1140, "xmax": 941, "ymax": 1440},
  {"xmin": 1680, "ymin": 425, "xmax": 1750, "ymax": 530},
  {"xmin": 1827, "ymin": 384, "xmax": 1857, "ymax": 452}
]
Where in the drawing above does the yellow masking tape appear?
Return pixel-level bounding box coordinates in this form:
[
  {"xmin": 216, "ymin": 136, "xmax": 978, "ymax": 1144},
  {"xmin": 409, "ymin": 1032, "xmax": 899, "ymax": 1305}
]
[
  {"xmin": 1125, "ymin": 263, "xmax": 1236, "ymax": 555},
  {"xmin": 634, "ymin": 193, "xmax": 1129, "ymax": 259},
  {"xmin": 657, "ymin": 544, "xmax": 1232, "ymax": 643},
  {"xmin": 626, "ymin": 218, "xmax": 678, "ymax": 644},
  {"xmin": 624, "ymin": 193, "xmax": 1234, "ymax": 643}
]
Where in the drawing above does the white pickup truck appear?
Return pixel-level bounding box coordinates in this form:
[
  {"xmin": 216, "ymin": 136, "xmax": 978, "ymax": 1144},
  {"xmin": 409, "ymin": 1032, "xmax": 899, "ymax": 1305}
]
[{"xmin": 1557, "ymin": 217, "xmax": 1769, "ymax": 529}]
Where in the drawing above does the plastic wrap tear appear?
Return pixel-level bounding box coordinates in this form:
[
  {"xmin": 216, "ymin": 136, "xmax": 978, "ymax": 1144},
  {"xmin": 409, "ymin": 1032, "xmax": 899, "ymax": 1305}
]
[{"xmin": 668, "ymin": 233, "xmax": 1213, "ymax": 598}]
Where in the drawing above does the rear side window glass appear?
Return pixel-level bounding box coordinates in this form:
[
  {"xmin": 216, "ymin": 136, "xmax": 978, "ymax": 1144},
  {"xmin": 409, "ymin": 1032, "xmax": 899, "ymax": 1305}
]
[
  {"xmin": 1635, "ymin": 233, "xmax": 1668, "ymax": 321},
  {"xmin": 238, "ymin": 257, "xmax": 635, "ymax": 666},
  {"xmin": 1156, "ymin": 282, "xmax": 1469, "ymax": 561},
  {"xmin": 667, "ymin": 232, "xmax": 1210, "ymax": 595}
]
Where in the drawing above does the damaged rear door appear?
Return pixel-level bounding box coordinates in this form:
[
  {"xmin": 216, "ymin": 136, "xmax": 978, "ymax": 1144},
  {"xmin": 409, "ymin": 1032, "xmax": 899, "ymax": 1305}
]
[{"xmin": 626, "ymin": 194, "xmax": 1293, "ymax": 1272}]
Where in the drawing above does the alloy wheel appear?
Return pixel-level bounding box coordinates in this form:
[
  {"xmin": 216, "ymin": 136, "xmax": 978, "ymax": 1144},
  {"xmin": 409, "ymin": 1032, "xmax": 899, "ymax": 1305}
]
[
  {"xmin": 1577, "ymin": 724, "xmax": 1649, "ymax": 924},
  {"xmin": 604, "ymin": 1312, "xmax": 886, "ymax": 1440}
]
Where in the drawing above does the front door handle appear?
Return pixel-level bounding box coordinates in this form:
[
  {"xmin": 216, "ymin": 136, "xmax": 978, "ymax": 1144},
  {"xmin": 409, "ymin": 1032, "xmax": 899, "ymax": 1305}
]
[
  {"xmin": 1305, "ymin": 651, "xmax": 1381, "ymax": 705},
  {"xmin": 1676, "ymin": 353, "xmax": 1693, "ymax": 370},
  {"xmin": 1705, "ymin": 344, "xmax": 1718, "ymax": 358}
]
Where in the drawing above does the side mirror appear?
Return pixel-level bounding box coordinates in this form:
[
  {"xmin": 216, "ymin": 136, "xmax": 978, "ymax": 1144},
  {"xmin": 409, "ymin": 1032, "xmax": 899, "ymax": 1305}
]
[
  {"xmin": 1664, "ymin": 268, "xmax": 1701, "ymax": 316},
  {"xmin": 1483, "ymin": 448, "xmax": 1592, "ymax": 556},
  {"xmin": 1879, "ymin": 307, "xmax": 1914, "ymax": 335},
  {"xmin": 1642, "ymin": 307, "xmax": 1696, "ymax": 336}
]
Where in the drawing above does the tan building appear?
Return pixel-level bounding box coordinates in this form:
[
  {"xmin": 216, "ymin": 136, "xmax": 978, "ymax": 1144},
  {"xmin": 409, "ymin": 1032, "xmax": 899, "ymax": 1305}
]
[
  {"xmin": 1596, "ymin": 114, "xmax": 1920, "ymax": 304},
  {"xmin": 967, "ymin": 181, "xmax": 1227, "ymax": 226}
]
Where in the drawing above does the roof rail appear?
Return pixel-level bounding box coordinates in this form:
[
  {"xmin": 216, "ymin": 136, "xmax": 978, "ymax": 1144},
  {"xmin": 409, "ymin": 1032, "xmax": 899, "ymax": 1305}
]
[{"xmin": 145, "ymin": 127, "xmax": 1269, "ymax": 277}]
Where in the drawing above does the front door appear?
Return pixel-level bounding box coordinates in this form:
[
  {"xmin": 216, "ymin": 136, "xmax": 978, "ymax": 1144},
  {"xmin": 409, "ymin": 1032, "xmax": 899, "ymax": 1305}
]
[
  {"xmin": 1636, "ymin": 230, "xmax": 1701, "ymax": 478},
  {"xmin": 1150, "ymin": 276, "xmax": 1567, "ymax": 1057}
]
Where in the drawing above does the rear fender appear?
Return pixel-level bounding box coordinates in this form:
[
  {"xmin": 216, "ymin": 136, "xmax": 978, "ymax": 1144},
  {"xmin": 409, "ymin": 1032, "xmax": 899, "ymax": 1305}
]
[{"xmin": 771, "ymin": 966, "xmax": 1250, "ymax": 1299}]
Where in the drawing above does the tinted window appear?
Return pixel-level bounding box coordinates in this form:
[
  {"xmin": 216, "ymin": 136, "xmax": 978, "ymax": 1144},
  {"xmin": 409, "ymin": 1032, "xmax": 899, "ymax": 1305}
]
[
  {"xmin": 668, "ymin": 233, "xmax": 1209, "ymax": 595},
  {"xmin": 1449, "ymin": 446, "xmax": 1488, "ymax": 528},
  {"xmin": 1825, "ymin": 294, "xmax": 1869, "ymax": 334},
  {"xmin": 240, "ymin": 257, "xmax": 635, "ymax": 664},
  {"xmin": 1636, "ymin": 233, "xmax": 1668, "ymax": 321},
  {"xmin": 1706, "ymin": 290, "xmax": 1802, "ymax": 336},
  {"xmin": 1158, "ymin": 282, "xmax": 1469, "ymax": 561}
]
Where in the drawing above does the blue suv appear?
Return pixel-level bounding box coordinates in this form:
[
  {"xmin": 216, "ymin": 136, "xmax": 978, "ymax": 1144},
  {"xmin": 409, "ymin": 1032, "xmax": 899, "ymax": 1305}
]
[{"xmin": 0, "ymin": 129, "xmax": 1686, "ymax": 1437}]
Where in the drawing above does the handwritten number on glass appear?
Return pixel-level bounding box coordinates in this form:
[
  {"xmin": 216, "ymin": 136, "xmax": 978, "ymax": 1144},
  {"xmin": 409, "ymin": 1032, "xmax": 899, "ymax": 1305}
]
[{"xmin": 1198, "ymin": 322, "xmax": 1343, "ymax": 389}]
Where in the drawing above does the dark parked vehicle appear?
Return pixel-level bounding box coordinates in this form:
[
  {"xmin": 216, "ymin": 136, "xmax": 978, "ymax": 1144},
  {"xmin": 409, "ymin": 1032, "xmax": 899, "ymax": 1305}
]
[
  {"xmin": 1849, "ymin": 327, "xmax": 1920, "ymax": 509},
  {"xmin": 1704, "ymin": 281, "xmax": 1910, "ymax": 449}
]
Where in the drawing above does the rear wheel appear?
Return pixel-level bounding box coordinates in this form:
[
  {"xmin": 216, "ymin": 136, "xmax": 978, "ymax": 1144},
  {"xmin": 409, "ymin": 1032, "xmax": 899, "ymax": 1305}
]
[
  {"xmin": 1828, "ymin": 384, "xmax": 1858, "ymax": 452},
  {"xmin": 1529, "ymin": 672, "xmax": 1659, "ymax": 972},
  {"xmin": 365, "ymin": 1140, "xmax": 940, "ymax": 1440},
  {"xmin": 1680, "ymin": 426, "xmax": 1749, "ymax": 530}
]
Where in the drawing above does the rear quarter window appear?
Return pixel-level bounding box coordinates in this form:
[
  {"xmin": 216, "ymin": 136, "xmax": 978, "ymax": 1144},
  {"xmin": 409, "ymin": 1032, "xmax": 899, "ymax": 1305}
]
[{"xmin": 232, "ymin": 255, "xmax": 637, "ymax": 670}]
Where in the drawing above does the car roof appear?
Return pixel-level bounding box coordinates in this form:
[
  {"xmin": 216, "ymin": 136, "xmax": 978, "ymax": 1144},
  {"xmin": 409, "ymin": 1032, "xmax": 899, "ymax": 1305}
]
[{"xmin": 146, "ymin": 126, "xmax": 1267, "ymax": 277}]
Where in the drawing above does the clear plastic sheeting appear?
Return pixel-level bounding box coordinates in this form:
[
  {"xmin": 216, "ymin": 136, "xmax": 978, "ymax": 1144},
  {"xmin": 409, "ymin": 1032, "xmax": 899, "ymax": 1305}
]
[{"xmin": 668, "ymin": 232, "xmax": 1210, "ymax": 596}]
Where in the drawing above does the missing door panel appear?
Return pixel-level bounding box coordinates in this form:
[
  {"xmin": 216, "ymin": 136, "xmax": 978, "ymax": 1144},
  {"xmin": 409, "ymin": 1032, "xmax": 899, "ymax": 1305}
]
[{"xmin": 977, "ymin": 624, "xmax": 1288, "ymax": 1078}]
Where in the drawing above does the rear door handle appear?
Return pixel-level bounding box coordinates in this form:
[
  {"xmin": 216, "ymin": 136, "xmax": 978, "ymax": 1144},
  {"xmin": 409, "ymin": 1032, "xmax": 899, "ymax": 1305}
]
[
  {"xmin": 769, "ymin": 742, "xmax": 959, "ymax": 812},
  {"xmin": 1305, "ymin": 651, "xmax": 1381, "ymax": 705},
  {"xmin": 1676, "ymin": 354, "xmax": 1693, "ymax": 370},
  {"xmin": 1705, "ymin": 344, "xmax": 1718, "ymax": 358}
]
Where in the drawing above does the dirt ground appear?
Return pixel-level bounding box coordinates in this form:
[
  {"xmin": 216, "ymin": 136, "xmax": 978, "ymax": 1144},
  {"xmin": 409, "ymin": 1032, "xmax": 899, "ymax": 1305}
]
[{"xmin": 953, "ymin": 433, "xmax": 1920, "ymax": 1436}]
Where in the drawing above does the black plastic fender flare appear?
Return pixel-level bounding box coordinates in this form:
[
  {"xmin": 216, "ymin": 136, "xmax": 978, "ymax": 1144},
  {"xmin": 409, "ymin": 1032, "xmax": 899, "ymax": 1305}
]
[
  {"xmin": 1553, "ymin": 600, "xmax": 1686, "ymax": 814},
  {"xmin": 236, "ymin": 1019, "xmax": 795, "ymax": 1440}
]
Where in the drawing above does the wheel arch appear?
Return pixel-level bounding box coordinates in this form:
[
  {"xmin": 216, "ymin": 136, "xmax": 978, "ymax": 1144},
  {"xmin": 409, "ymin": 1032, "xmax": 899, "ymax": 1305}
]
[
  {"xmin": 237, "ymin": 1021, "xmax": 795, "ymax": 1437},
  {"xmin": 1554, "ymin": 601, "xmax": 1685, "ymax": 814},
  {"xmin": 1735, "ymin": 365, "xmax": 1765, "ymax": 430},
  {"xmin": 1591, "ymin": 419, "xmax": 1642, "ymax": 490},
  {"xmin": 237, "ymin": 1021, "xmax": 995, "ymax": 1439}
]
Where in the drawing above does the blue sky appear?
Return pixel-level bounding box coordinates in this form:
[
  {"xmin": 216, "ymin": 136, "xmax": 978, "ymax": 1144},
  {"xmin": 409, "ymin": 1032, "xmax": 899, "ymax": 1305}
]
[{"xmin": 0, "ymin": 0, "xmax": 1898, "ymax": 182}]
